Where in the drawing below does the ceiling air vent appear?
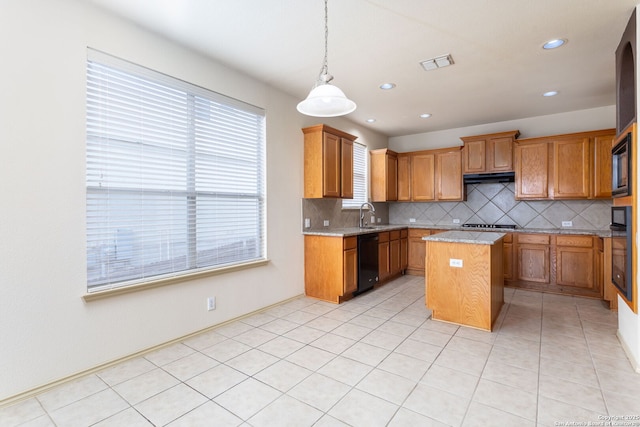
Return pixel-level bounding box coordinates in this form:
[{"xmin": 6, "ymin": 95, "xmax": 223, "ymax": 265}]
[{"xmin": 420, "ymin": 54, "xmax": 454, "ymax": 71}]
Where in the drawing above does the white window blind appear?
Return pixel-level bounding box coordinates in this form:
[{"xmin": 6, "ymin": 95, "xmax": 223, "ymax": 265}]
[
  {"xmin": 86, "ymin": 50, "xmax": 266, "ymax": 291},
  {"xmin": 343, "ymin": 142, "xmax": 368, "ymax": 209}
]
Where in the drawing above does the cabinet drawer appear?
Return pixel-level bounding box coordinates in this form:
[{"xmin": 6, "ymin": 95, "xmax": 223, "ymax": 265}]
[
  {"xmin": 556, "ymin": 235, "xmax": 593, "ymax": 248},
  {"xmin": 409, "ymin": 228, "xmax": 431, "ymax": 238},
  {"xmin": 390, "ymin": 230, "xmax": 401, "ymax": 240},
  {"xmin": 400, "ymin": 229, "xmax": 408, "ymax": 238},
  {"xmin": 518, "ymin": 234, "xmax": 549, "ymax": 245},
  {"xmin": 344, "ymin": 236, "xmax": 357, "ymax": 250},
  {"xmin": 378, "ymin": 232, "xmax": 390, "ymax": 243}
]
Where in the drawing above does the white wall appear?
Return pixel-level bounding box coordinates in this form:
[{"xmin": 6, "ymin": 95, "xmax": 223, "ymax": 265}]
[
  {"xmin": 0, "ymin": 0, "xmax": 387, "ymax": 401},
  {"xmin": 616, "ymin": 6, "xmax": 640, "ymax": 373},
  {"xmin": 389, "ymin": 106, "xmax": 616, "ymax": 152}
]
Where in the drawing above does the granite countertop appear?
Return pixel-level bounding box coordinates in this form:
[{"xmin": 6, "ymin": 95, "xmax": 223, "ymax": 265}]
[
  {"xmin": 302, "ymin": 224, "xmax": 408, "ymax": 237},
  {"xmin": 422, "ymin": 230, "xmax": 506, "ymax": 245},
  {"xmin": 303, "ymin": 224, "xmax": 614, "ymax": 238}
]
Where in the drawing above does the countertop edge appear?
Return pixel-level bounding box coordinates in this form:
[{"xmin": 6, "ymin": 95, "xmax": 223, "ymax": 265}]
[{"xmin": 302, "ymin": 224, "xmax": 614, "ymax": 238}]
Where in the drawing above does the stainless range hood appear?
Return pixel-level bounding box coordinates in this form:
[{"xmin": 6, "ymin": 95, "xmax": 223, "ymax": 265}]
[{"xmin": 463, "ymin": 172, "xmax": 515, "ymax": 184}]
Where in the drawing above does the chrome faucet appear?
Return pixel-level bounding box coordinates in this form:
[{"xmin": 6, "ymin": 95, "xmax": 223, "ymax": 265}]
[{"xmin": 359, "ymin": 202, "xmax": 376, "ymax": 228}]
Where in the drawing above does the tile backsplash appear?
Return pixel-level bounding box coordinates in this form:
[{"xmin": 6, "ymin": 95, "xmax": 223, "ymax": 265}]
[
  {"xmin": 302, "ymin": 199, "xmax": 389, "ymax": 230},
  {"xmin": 303, "ymin": 183, "xmax": 612, "ymax": 231}
]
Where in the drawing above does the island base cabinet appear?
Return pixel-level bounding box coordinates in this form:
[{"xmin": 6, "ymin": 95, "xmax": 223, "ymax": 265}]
[{"xmin": 426, "ymin": 240, "xmax": 504, "ymax": 331}]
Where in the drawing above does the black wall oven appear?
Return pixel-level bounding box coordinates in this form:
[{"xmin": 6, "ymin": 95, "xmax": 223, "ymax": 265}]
[{"xmin": 611, "ymin": 206, "xmax": 633, "ymax": 302}]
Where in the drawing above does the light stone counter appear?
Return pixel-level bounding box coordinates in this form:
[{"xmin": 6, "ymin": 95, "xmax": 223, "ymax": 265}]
[{"xmin": 423, "ymin": 230, "xmax": 505, "ymax": 245}]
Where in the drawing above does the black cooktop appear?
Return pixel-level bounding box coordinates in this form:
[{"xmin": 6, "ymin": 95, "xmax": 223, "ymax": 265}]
[{"xmin": 462, "ymin": 223, "xmax": 517, "ymax": 229}]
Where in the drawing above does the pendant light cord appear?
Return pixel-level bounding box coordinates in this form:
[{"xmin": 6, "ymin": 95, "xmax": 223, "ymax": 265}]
[{"xmin": 318, "ymin": 0, "xmax": 332, "ymax": 83}]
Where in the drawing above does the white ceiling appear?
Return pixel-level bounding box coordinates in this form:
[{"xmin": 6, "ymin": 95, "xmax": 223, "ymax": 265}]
[{"xmin": 87, "ymin": 0, "xmax": 638, "ymax": 137}]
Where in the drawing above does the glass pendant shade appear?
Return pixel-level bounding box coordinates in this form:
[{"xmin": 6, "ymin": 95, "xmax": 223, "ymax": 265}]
[{"xmin": 297, "ymin": 83, "xmax": 357, "ymax": 117}]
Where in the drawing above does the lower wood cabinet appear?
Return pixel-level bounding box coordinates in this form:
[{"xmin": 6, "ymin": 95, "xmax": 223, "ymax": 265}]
[
  {"xmin": 407, "ymin": 229, "xmax": 431, "ymax": 275},
  {"xmin": 516, "ymin": 234, "xmax": 551, "ymax": 284},
  {"xmin": 506, "ymin": 233, "xmax": 602, "ymax": 298},
  {"xmin": 378, "ymin": 232, "xmax": 391, "ymax": 283},
  {"xmin": 304, "ymin": 235, "xmax": 357, "ymax": 303}
]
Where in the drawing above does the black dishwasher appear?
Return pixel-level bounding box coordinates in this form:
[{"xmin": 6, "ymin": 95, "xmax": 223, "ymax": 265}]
[{"xmin": 355, "ymin": 233, "xmax": 378, "ymax": 295}]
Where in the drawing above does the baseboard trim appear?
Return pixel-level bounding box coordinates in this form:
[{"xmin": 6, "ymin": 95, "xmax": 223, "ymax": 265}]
[
  {"xmin": 617, "ymin": 330, "xmax": 640, "ymax": 373},
  {"xmin": 0, "ymin": 293, "xmax": 305, "ymax": 408}
]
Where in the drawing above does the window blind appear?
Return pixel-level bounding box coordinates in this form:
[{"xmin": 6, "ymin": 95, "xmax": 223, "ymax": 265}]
[
  {"xmin": 86, "ymin": 50, "xmax": 266, "ymax": 291},
  {"xmin": 343, "ymin": 142, "xmax": 368, "ymax": 209}
]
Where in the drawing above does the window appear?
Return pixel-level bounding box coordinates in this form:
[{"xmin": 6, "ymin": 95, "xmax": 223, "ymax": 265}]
[
  {"xmin": 86, "ymin": 50, "xmax": 266, "ymax": 291},
  {"xmin": 342, "ymin": 142, "xmax": 368, "ymax": 209}
]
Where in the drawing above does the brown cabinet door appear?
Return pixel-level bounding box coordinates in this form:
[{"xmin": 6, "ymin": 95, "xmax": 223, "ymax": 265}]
[
  {"xmin": 490, "ymin": 137, "xmax": 514, "ymax": 172},
  {"xmin": 340, "ymin": 138, "xmax": 354, "ymax": 199},
  {"xmin": 378, "ymin": 241, "xmax": 390, "ymax": 282},
  {"xmin": 387, "ymin": 154, "xmax": 398, "ymax": 201},
  {"xmin": 503, "ymin": 241, "xmax": 514, "ymax": 281},
  {"xmin": 412, "ymin": 153, "xmax": 435, "ymax": 201},
  {"xmin": 436, "ymin": 150, "xmax": 463, "ymax": 201},
  {"xmin": 343, "ymin": 247, "xmax": 358, "ymax": 295},
  {"xmin": 322, "ymin": 132, "xmax": 341, "ymax": 198},
  {"xmin": 592, "ymin": 134, "xmax": 614, "ymax": 198},
  {"xmin": 400, "ymin": 237, "xmax": 408, "ymax": 270},
  {"xmin": 407, "ymin": 229, "xmax": 431, "ymax": 274},
  {"xmin": 556, "ymin": 246, "xmax": 597, "ymax": 295},
  {"xmin": 397, "ymin": 154, "xmax": 411, "ymax": 201},
  {"xmin": 463, "ymin": 139, "xmax": 486, "ymax": 173},
  {"xmin": 517, "ymin": 244, "xmax": 550, "ymax": 283},
  {"xmin": 515, "ymin": 142, "xmax": 549, "ymax": 199},
  {"xmin": 552, "ymin": 137, "xmax": 590, "ymax": 199},
  {"xmin": 390, "ymin": 239, "xmax": 401, "ymax": 275}
]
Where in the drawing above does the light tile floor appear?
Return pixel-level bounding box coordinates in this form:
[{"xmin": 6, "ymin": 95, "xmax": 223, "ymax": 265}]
[{"xmin": 2, "ymin": 275, "xmax": 640, "ymax": 426}]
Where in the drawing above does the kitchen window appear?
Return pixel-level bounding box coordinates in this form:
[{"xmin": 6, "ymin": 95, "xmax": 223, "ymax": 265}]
[
  {"xmin": 342, "ymin": 142, "xmax": 368, "ymax": 209},
  {"xmin": 86, "ymin": 50, "xmax": 266, "ymax": 292}
]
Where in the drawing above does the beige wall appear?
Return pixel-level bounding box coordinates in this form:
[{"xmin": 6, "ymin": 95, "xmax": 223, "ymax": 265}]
[{"xmin": 0, "ymin": 0, "xmax": 388, "ymax": 401}]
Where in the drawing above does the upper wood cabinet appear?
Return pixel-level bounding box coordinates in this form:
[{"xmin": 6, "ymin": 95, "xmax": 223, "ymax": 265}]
[
  {"xmin": 551, "ymin": 136, "xmax": 591, "ymax": 199},
  {"xmin": 303, "ymin": 124, "xmax": 356, "ymax": 199},
  {"xmin": 370, "ymin": 149, "xmax": 398, "ymax": 202},
  {"xmin": 515, "ymin": 129, "xmax": 615, "ymax": 200},
  {"xmin": 461, "ymin": 130, "xmax": 520, "ymax": 174},
  {"xmin": 397, "ymin": 154, "xmax": 411, "ymax": 201},
  {"xmin": 436, "ymin": 149, "xmax": 463, "ymax": 200},
  {"xmin": 394, "ymin": 148, "xmax": 463, "ymax": 202},
  {"xmin": 412, "ymin": 152, "xmax": 436, "ymax": 201}
]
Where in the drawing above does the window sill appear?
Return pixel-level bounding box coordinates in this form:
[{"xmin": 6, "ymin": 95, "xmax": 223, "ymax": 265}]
[{"xmin": 82, "ymin": 259, "xmax": 270, "ymax": 302}]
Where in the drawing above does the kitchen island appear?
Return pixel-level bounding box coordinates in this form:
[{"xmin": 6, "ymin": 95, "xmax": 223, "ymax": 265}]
[{"xmin": 423, "ymin": 231, "xmax": 505, "ymax": 331}]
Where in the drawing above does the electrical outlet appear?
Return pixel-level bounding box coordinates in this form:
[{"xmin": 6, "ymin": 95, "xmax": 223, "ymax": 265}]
[
  {"xmin": 207, "ymin": 297, "xmax": 216, "ymax": 311},
  {"xmin": 370, "ymin": 216, "xmax": 376, "ymax": 224},
  {"xmin": 377, "ymin": 217, "xmax": 381, "ymax": 223},
  {"xmin": 452, "ymin": 218, "xmax": 461, "ymax": 224},
  {"xmin": 323, "ymin": 220, "xmax": 329, "ymax": 227},
  {"xmin": 562, "ymin": 221, "xmax": 573, "ymax": 227},
  {"xmin": 409, "ymin": 218, "xmax": 416, "ymax": 223},
  {"xmin": 449, "ymin": 259, "xmax": 463, "ymax": 268},
  {"xmin": 304, "ymin": 218, "xmax": 311, "ymax": 228}
]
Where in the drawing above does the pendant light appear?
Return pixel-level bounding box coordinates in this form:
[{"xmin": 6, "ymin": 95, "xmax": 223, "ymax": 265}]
[{"xmin": 297, "ymin": 0, "xmax": 356, "ymax": 117}]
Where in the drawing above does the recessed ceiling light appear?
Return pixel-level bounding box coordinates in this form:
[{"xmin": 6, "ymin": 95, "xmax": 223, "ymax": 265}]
[
  {"xmin": 379, "ymin": 83, "xmax": 396, "ymax": 90},
  {"xmin": 420, "ymin": 113, "xmax": 432, "ymax": 118},
  {"xmin": 543, "ymin": 91, "xmax": 559, "ymax": 97},
  {"xmin": 366, "ymin": 118, "xmax": 376, "ymax": 123},
  {"xmin": 543, "ymin": 39, "xmax": 567, "ymax": 50}
]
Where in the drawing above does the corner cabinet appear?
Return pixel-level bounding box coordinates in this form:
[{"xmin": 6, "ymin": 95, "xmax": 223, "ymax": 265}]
[
  {"xmin": 461, "ymin": 130, "xmax": 520, "ymax": 173},
  {"xmin": 515, "ymin": 129, "xmax": 615, "ymax": 200},
  {"xmin": 303, "ymin": 124, "xmax": 356, "ymax": 199}
]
